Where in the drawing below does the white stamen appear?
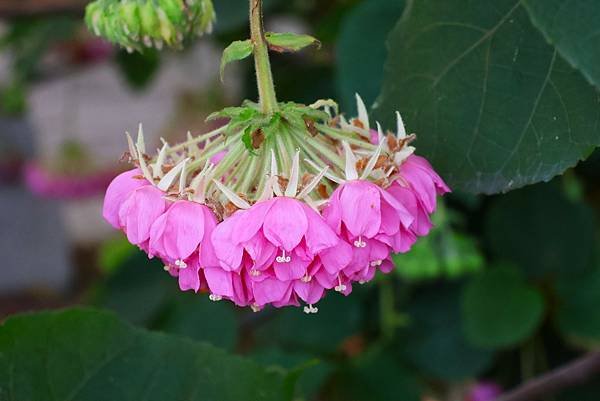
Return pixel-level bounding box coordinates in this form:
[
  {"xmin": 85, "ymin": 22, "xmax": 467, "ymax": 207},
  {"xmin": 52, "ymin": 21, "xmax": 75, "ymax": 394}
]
[
  {"xmin": 353, "ymin": 236, "xmax": 367, "ymax": 248},
  {"xmin": 285, "ymin": 151, "xmax": 301, "ymax": 197},
  {"xmin": 396, "ymin": 111, "xmax": 407, "ymax": 139},
  {"xmin": 157, "ymin": 158, "xmax": 189, "ymax": 192},
  {"xmin": 250, "ymin": 268, "xmax": 261, "ymax": 277},
  {"xmin": 209, "ymin": 294, "xmax": 222, "ymax": 302},
  {"xmin": 335, "ymin": 276, "xmax": 347, "ymax": 292},
  {"xmin": 163, "ymin": 265, "xmax": 170, "ymax": 271},
  {"xmin": 370, "ymin": 260, "xmax": 382, "ymax": 267},
  {"xmin": 297, "ymin": 165, "xmax": 329, "ymax": 199},
  {"xmin": 355, "ymin": 93, "xmax": 370, "ymax": 131},
  {"xmin": 303, "ymin": 304, "xmax": 319, "ymax": 314},
  {"xmin": 360, "ymin": 141, "xmax": 383, "ymax": 180},
  {"xmin": 276, "ymin": 249, "xmax": 291, "ymax": 263},
  {"xmin": 212, "ymin": 179, "xmax": 251, "ymax": 209},
  {"xmin": 258, "ymin": 175, "xmax": 278, "ymax": 202},
  {"xmin": 175, "ymin": 259, "xmax": 187, "ymax": 269},
  {"xmin": 359, "ymin": 280, "xmax": 366, "ymax": 285},
  {"xmin": 342, "ymin": 141, "xmax": 359, "ymax": 180},
  {"xmin": 250, "ymin": 304, "xmax": 261, "ymax": 312},
  {"xmin": 301, "ymin": 275, "xmax": 312, "ymax": 283}
]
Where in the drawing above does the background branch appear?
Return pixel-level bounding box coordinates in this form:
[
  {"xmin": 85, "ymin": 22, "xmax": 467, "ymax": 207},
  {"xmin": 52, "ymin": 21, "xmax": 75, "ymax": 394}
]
[{"xmin": 498, "ymin": 352, "xmax": 600, "ymax": 401}]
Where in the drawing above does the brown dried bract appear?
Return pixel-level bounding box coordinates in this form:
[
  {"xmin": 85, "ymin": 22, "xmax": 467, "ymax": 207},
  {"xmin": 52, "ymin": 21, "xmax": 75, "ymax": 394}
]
[
  {"xmin": 251, "ymin": 128, "xmax": 265, "ymax": 149},
  {"xmin": 223, "ymin": 201, "xmax": 240, "ymax": 218},
  {"xmin": 305, "ymin": 118, "xmax": 318, "ymax": 136},
  {"xmin": 355, "ymin": 157, "xmax": 368, "ymax": 172},
  {"xmin": 351, "ymin": 118, "xmax": 365, "ymax": 130},
  {"xmin": 161, "ymin": 163, "xmax": 175, "ymax": 174},
  {"xmin": 317, "ymin": 183, "xmax": 329, "ymax": 199},
  {"xmin": 278, "ymin": 176, "xmax": 289, "ymax": 189}
]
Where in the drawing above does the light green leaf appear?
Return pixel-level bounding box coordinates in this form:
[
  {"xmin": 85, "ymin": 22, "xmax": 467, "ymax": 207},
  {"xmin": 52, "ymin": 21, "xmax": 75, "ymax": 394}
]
[
  {"xmin": 220, "ymin": 39, "xmax": 253, "ymax": 81},
  {"xmin": 265, "ymin": 32, "xmax": 320, "ymax": 53},
  {"xmin": 374, "ymin": 0, "xmax": 600, "ymax": 194},
  {"xmin": 0, "ymin": 308, "xmax": 290, "ymax": 401},
  {"xmin": 462, "ymin": 266, "xmax": 545, "ymax": 349},
  {"xmin": 523, "ymin": 0, "xmax": 600, "ymax": 88}
]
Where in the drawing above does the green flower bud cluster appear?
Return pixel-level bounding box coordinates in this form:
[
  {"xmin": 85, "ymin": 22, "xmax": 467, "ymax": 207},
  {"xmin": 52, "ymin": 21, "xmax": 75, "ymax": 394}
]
[{"xmin": 85, "ymin": 0, "xmax": 215, "ymax": 52}]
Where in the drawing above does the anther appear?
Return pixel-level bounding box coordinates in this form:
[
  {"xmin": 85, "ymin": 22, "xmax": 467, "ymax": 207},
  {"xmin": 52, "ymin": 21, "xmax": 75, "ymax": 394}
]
[
  {"xmin": 175, "ymin": 259, "xmax": 187, "ymax": 269},
  {"xmin": 209, "ymin": 294, "xmax": 222, "ymax": 302},
  {"xmin": 250, "ymin": 268, "xmax": 261, "ymax": 277},
  {"xmin": 334, "ymin": 276, "xmax": 347, "ymax": 292},
  {"xmin": 370, "ymin": 260, "xmax": 382, "ymax": 267},
  {"xmin": 301, "ymin": 274, "xmax": 312, "ymax": 283},
  {"xmin": 303, "ymin": 304, "xmax": 319, "ymax": 314},
  {"xmin": 353, "ymin": 236, "xmax": 367, "ymax": 248},
  {"xmin": 250, "ymin": 303, "xmax": 261, "ymax": 312},
  {"xmin": 163, "ymin": 265, "xmax": 170, "ymax": 271},
  {"xmin": 276, "ymin": 250, "xmax": 291, "ymax": 263}
]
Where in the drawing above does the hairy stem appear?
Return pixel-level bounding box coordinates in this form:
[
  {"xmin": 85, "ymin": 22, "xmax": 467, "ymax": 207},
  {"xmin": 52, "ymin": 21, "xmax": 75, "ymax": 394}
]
[{"xmin": 250, "ymin": 0, "xmax": 278, "ymax": 114}]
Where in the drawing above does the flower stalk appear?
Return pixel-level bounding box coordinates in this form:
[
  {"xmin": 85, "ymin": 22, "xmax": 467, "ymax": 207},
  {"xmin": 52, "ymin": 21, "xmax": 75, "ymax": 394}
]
[{"xmin": 250, "ymin": 0, "xmax": 278, "ymax": 114}]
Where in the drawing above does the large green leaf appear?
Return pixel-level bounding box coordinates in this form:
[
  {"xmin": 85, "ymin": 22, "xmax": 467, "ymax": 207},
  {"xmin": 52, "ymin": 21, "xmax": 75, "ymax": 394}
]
[
  {"xmin": 374, "ymin": 0, "xmax": 600, "ymax": 194},
  {"xmin": 336, "ymin": 0, "xmax": 405, "ymax": 114},
  {"xmin": 0, "ymin": 308, "xmax": 289, "ymax": 401},
  {"xmin": 485, "ymin": 182, "xmax": 595, "ymax": 277},
  {"xmin": 462, "ymin": 266, "xmax": 545, "ymax": 349},
  {"xmin": 523, "ymin": 0, "xmax": 600, "ymax": 88},
  {"xmin": 555, "ymin": 267, "xmax": 600, "ymax": 343},
  {"xmin": 401, "ymin": 283, "xmax": 492, "ymax": 380}
]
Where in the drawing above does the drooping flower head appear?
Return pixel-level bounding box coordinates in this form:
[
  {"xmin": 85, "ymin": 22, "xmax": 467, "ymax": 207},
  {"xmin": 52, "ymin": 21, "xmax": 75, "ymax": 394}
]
[{"xmin": 103, "ymin": 95, "xmax": 449, "ymax": 313}]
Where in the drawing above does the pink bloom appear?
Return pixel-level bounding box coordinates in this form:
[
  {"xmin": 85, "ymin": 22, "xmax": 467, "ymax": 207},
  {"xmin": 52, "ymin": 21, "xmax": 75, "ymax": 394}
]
[
  {"xmin": 149, "ymin": 200, "xmax": 218, "ymax": 264},
  {"xmin": 175, "ymin": 253, "xmax": 208, "ymax": 293},
  {"xmin": 396, "ymin": 155, "xmax": 450, "ymax": 214},
  {"xmin": 118, "ymin": 185, "xmax": 167, "ymax": 247},
  {"xmin": 103, "ymin": 168, "xmax": 147, "ymax": 228},
  {"xmin": 209, "ymin": 196, "xmax": 351, "ymax": 307}
]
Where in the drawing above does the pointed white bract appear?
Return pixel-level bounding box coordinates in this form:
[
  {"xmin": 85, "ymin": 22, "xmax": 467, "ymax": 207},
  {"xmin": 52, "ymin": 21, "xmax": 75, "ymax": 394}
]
[
  {"xmin": 342, "ymin": 141, "xmax": 359, "ymax": 181},
  {"xmin": 212, "ymin": 179, "xmax": 251, "ymax": 209},
  {"xmin": 355, "ymin": 93, "xmax": 370, "ymax": 131},
  {"xmin": 297, "ymin": 165, "xmax": 329, "ymax": 199},
  {"xmin": 396, "ymin": 111, "xmax": 407, "ymax": 139},
  {"xmin": 126, "ymin": 131, "xmax": 138, "ymax": 160},
  {"xmin": 284, "ymin": 151, "xmax": 300, "ymax": 197},
  {"xmin": 153, "ymin": 143, "xmax": 169, "ymax": 179},
  {"xmin": 360, "ymin": 142, "xmax": 383, "ymax": 180},
  {"xmin": 136, "ymin": 123, "xmax": 146, "ymax": 155},
  {"xmin": 157, "ymin": 158, "xmax": 189, "ymax": 192}
]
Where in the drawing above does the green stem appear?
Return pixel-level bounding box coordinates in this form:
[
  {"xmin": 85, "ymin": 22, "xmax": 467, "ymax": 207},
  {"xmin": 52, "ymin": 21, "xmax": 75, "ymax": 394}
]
[{"xmin": 250, "ymin": 0, "xmax": 278, "ymax": 114}]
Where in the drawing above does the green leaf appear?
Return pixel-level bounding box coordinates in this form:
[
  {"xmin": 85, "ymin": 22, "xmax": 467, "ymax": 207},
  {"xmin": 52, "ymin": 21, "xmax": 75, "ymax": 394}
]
[
  {"xmin": 462, "ymin": 266, "xmax": 545, "ymax": 349},
  {"xmin": 485, "ymin": 182, "xmax": 595, "ymax": 277},
  {"xmin": 374, "ymin": 0, "xmax": 600, "ymax": 194},
  {"xmin": 115, "ymin": 48, "xmax": 161, "ymax": 90},
  {"xmin": 402, "ymin": 283, "xmax": 493, "ymax": 380},
  {"xmin": 264, "ymin": 32, "xmax": 320, "ymax": 53},
  {"xmin": 220, "ymin": 39, "xmax": 254, "ymax": 81},
  {"xmin": 0, "ymin": 308, "xmax": 290, "ymax": 401},
  {"xmin": 156, "ymin": 293, "xmax": 238, "ymax": 350},
  {"xmin": 336, "ymin": 0, "xmax": 405, "ymax": 114},
  {"xmin": 555, "ymin": 267, "xmax": 600, "ymax": 343},
  {"xmin": 523, "ymin": 0, "xmax": 600, "ymax": 88}
]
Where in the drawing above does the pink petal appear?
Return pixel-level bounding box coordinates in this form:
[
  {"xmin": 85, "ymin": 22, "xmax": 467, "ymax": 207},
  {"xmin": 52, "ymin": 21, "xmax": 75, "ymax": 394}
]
[
  {"xmin": 339, "ymin": 181, "xmax": 381, "ymax": 238},
  {"xmin": 302, "ymin": 203, "xmax": 339, "ymax": 255},
  {"xmin": 102, "ymin": 169, "xmax": 146, "ymax": 229},
  {"xmin": 233, "ymin": 200, "xmax": 273, "ymax": 244},
  {"xmin": 252, "ymin": 277, "xmax": 292, "ymax": 306},
  {"xmin": 178, "ymin": 256, "xmax": 202, "ymax": 292},
  {"xmin": 263, "ymin": 197, "xmax": 308, "ymax": 251},
  {"xmin": 119, "ymin": 186, "xmax": 166, "ymax": 245},
  {"xmin": 319, "ymin": 240, "xmax": 353, "ymax": 274},
  {"xmin": 273, "ymin": 250, "xmax": 312, "ymax": 281},
  {"xmin": 294, "ymin": 281, "xmax": 325, "ymax": 304},
  {"xmin": 211, "ymin": 213, "xmax": 244, "ymax": 271},
  {"xmin": 204, "ymin": 267, "xmax": 234, "ymax": 298}
]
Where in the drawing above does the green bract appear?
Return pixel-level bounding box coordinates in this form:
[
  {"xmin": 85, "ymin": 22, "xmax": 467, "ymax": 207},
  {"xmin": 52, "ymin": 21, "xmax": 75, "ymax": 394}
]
[{"xmin": 85, "ymin": 0, "xmax": 215, "ymax": 51}]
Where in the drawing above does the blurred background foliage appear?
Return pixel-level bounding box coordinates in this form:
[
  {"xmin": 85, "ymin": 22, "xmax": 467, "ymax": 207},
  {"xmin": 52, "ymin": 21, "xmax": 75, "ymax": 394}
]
[{"xmin": 1, "ymin": 0, "xmax": 600, "ymax": 400}]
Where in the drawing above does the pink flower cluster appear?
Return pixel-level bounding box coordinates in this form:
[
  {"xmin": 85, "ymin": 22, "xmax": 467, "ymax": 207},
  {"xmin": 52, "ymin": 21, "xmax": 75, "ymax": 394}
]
[{"xmin": 103, "ymin": 154, "xmax": 449, "ymax": 312}]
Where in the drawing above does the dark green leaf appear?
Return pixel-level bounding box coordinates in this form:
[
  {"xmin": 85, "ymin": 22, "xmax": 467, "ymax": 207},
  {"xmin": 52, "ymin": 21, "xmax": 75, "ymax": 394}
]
[
  {"xmin": 265, "ymin": 32, "xmax": 320, "ymax": 53},
  {"xmin": 220, "ymin": 39, "xmax": 253, "ymax": 81},
  {"xmin": 0, "ymin": 308, "xmax": 289, "ymax": 401},
  {"xmin": 402, "ymin": 283, "xmax": 493, "ymax": 380},
  {"xmin": 485, "ymin": 182, "xmax": 595, "ymax": 277},
  {"xmin": 555, "ymin": 267, "xmax": 600, "ymax": 343},
  {"xmin": 523, "ymin": 0, "xmax": 600, "ymax": 88},
  {"xmin": 336, "ymin": 0, "xmax": 405, "ymax": 114},
  {"xmin": 374, "ymin": 0, "xmax": 600, "ymax": 194},
  {"xmin": 462, "ymin": 266, "xmax": 545, "ymax": 349},
  {"xmin": 157, "ymin": 293, "xmax": 238, "ymax": 350}
]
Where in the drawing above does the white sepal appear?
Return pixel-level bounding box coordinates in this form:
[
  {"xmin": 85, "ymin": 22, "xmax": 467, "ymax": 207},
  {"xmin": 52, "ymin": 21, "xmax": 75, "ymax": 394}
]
[
  {"xmin": 178, "ymin": 158, "xmax": 188, "ymax": 194},
  {"xmin": 396, "ymin": 111, "xmax": 407, "ymax": 139},
  {"xmin": 342, "ymin": 141, "xmax": 359, "ymax": 181},
  {"xmin": 284, "ymin": 151, "xmax": 300, "ymax": 197},
  {"xmin": 212, "ymin": 180, "xmax": 251, "ymax": 210},
  {"xmin": 136, "ymin": 123, "xmax": 146, "ymax": 155},
  {"xmin": 126, "ymin": 131, "xmax": 138, "ymax": 160},
  {"xmin": 355, "ymin": 93, "xmax": 370, "ymax": 131},
  {"xmin": 297, "ymin": 165, "xmax": 329, "ymax": 199},
  {"xmin": 360, "ymin": 142, "xmax": 383, "ymax": 180},
  {"xmin": 270, "ymin": 149, "xmax": 283, "ymax": 197},
  {"xmin": 152, "ymin": 142, "xmax": 169, "ymax": 179},
  {"xmin": 305, "ymin": 159, "xmax": 343, "ymax": 184},
  {"xmin": 157, "ymin": 158, "xmax": 189, "ymax": 192}
]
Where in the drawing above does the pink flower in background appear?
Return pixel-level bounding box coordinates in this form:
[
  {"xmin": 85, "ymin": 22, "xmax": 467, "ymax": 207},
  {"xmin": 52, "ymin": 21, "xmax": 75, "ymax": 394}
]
[
  {"xmin": 466, "ymin": 381, "xmax": 503, "ymax": 401},
  {"xmin": 397, "ymin": 155, "xmax": 450, "ymax": 214}
]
